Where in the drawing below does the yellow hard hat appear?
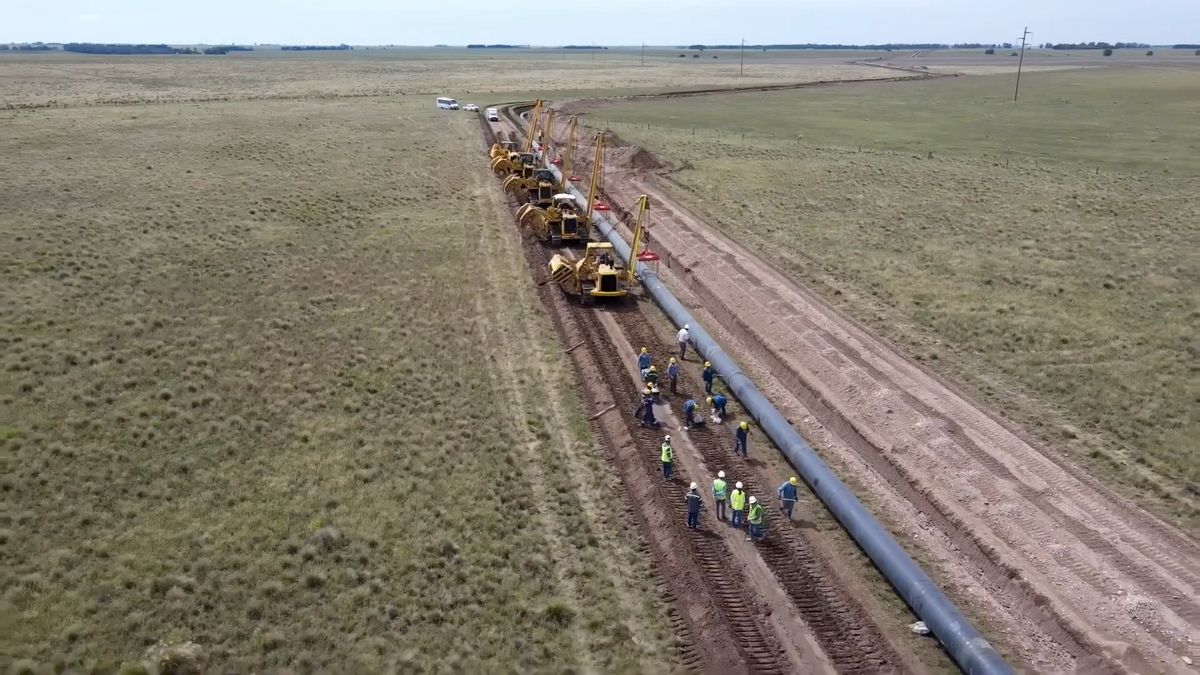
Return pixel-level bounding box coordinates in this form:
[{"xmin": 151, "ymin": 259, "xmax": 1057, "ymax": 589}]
[
  {"xmin": 790, "ymin": 476, "xmax": 798, "ymax": 485},
  {"xmin": 706, "ymin": 397, "xmax": 713, "ymax": 404},
  {"xmin": 739, "ymin": 422, "xmax": 749, "ymax": 430},
  {"xmin": 704, "ymin": 361, "xmax": 712, "ymax": 368},
  {"xmin": 640, "ymin": 347, "xmax": 648, "ymax": 353},
  {"xmin": 643, "ymin": 388, "xmax": 652, "ymax": 395},
  {"xmin": 669, "ymin": 357, "xmax": 676, "ymax": 364},
  {"xmin": 649, "ymin": 365, "xmax": 657, "ymax": 372}
]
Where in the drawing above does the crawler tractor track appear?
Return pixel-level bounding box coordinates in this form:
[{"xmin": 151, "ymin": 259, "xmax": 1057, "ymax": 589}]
[{"xmin": 612, "ymin": 311, "xmax": 902, "ymax": 674}]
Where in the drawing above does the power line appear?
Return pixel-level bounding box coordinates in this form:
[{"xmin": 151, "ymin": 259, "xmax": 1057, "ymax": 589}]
[{"xmin": 1013, "ymin": 26, "xmax": 1031, "ymax": 102}]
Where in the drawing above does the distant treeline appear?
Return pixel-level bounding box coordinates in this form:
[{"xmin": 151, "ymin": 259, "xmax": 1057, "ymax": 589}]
[
  {"xmin": 203, "ymin": 45, "xmax": 254, "ymax": 55},
  {"xmin": 64, "ymin": 43, "xmax": 202, "ymax": 54},
  {"xmin": 467, "ymin": 44, "xmax": 523, "ymax": 49},
  {"xmin": 1174, "ymin": 44, "xmax": 1200, "ymax": 49},
  {"xmin": 281, "ymin": 44, "xmax": 351, "ymax": 51},
  {"xmin": 683, "ymin": 43, "xmax": 971, "ymax": 51},
  {"xmin": 1, "ymin": 43, "xmax": 57, "ymax": 51},
  {"xmin": 562, "ymin": 45, "xmax": 608, "ymax": 50},
  {"xmin": 1048, "ymin": 42, "xmax": 1149, "ymax": 50}
]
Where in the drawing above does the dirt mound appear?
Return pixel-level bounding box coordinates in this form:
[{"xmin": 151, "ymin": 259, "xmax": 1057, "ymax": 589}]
[{"xmin": 605, "ymin": 133, "xmax": 665, "ymax": 171}]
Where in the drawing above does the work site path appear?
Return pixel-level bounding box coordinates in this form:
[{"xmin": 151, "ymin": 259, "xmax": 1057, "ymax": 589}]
[
  {"xmin": 470, "ymin": 162, "xmax": 677, "ymax": 670},
  {"xmin": 586, "ymin": 160, "xmax": 1199, "ymax": 673}
]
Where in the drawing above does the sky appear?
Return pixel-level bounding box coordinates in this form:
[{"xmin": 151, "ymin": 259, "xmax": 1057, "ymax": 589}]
[{"xmin": 3, "ymin": 0, "xmax": 1198, "ymax": 46}]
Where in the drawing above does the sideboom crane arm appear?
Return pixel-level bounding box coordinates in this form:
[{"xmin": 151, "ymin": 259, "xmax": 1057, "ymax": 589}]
[{"xmin": 626, "ymin": 195, "xmax": 650, "ymax": 285}]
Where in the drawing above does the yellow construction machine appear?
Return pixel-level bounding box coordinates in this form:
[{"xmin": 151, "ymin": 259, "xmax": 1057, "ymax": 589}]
[
  {"xmin": 516, "ymin": 129, "xmax": 604, "ymax": 245},
  {"xmin": 505, "ymin": 167, "xmax": 558, "ymax": 206},
  {"xmin": 546, "ymin": 194, "xmax": 650, "ymax": 305},
  {"xmin": 518, "ymin": 193, "xmax": 586, "ymax": 245}
]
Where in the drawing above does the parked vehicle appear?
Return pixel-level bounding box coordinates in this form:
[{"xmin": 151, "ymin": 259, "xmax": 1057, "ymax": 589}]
[
  {"xmin": 435, "ymin": 96, "xmax": 459, "ymax": 110},
  {"xmin": 463, "ymin": 103, "xmax": 480, "ymax": 112},
  {"xmin": 486, "ymin": 107, "xmax": 500, "ymax": 122}
]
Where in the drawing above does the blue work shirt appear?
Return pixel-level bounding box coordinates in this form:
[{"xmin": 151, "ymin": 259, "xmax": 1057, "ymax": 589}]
[
  {"xmin": 683, "ymin": 399, "xmax": 696, "ymax": 414},
  {"xmin": 735, "ymin": 426, "xmax": 749, "ymax": 442},
  {"xmin": 638, "ymin": 353, "xmax": 652, "ymax": 370},
  {"xmin": 712, "ymin": 394, "xmax": 727, "ymax": 410},
  {"xmin": 778, "ymin": 481, "xmax": 798, "ymax": 501},
  {"xmin": 702, "ymin": 367, "xmax": 715, "ymax": 383},
  {"xmin": 667, "ymin": 363, "xmax": 681, "ymax": 379}
]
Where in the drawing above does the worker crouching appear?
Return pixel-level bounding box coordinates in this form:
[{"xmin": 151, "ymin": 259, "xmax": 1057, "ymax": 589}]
[{"xmin": 634, "ymin": 388, "xmax": 659, "ymax": 428}]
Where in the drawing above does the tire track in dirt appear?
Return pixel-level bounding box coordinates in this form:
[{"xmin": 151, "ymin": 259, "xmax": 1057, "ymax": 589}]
[{"xmin": 612, "ymin": 311, "xmax": 907, "ymax": 674}]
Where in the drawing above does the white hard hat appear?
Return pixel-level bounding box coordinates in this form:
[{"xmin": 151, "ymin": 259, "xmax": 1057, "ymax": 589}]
[
  {"xmin": 735, "ymin": 481, "xmax": 743, "ymax": 489},
  {"xmin": 749, "ymin": 496, "xmax": 757, "ymax": 504},
  {"xmin": 689, "ymin": 482, "xmax": 698, "ymax": 490},
  {"xmin": 717, "ymin": 470, "xmax": 725, "ymax": 478},
  {"xmin": 664, "ymin": 435, "xmax": 671, "ymax": 442},
  {"xmin": 684, "ymin": 324, "xmax": 690, "ymax": 330}
]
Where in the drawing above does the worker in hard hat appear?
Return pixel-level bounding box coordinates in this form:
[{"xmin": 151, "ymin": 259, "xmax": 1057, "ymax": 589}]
[
  {"xmin": 666, "ymin": 357, "xmax": 681, "ymax": 395},
  {"xmin": 778, "ymin": 476, "xmax": 799, "ymax": 520},
  {"xmin": 660, "ymin": 435, "xmax": 674, "ymax": 480},
  {"xmin": 701, "ymin": 361, "xmax": 716, "ymax": 395},
  {"xmin": 734, "ymin": 421, "xmax": 750, "ymax": 458},
  {"xmin": 676, "ymin": 324, "xmax": 691, "ymax": 361},
  {"xmin": 637, "ymin": 347, "xmax": 652, "ymax": 380},
  {"xmin": 686, "ymin": 481, "xmax": 703, "ymax": 529},
  {"xmin": 707, "ymin": 393, "xmax": 728, "ymax": 419},
  {"xmin": 729, "ymin": 481, "xmax": 747, "ymax": 529},
  {"xmin": 682, "ymin": 398, "xmax": 701, "ymax": 430},
  {"xmin": 635, "ymin": 388, "xmax": 659, "ymax": 428},
  {"xmin": 633, "ymin": 387, "xmax": 651, "ymax": 418},
  {"xmin": 747, "ymin": 496, "xmax": 765, "ymax": 542},
  {"xmin": 711, "ymin": 470, "xmax": 728, "ymax": 521},
  {"xmin": 644, "ymin": 365, "xmax": 659, "ymax": 386}
]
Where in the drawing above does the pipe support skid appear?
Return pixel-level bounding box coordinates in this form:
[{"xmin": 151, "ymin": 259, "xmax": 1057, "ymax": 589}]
[{"xmin": 541, "ymin": 157, "xmax": 1012, "ymax": 675}]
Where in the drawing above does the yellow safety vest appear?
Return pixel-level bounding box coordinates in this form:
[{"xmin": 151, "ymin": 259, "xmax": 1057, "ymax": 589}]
[
  {"xmin": 749, "ymin": 503, "xmax": 764, "ymax": 525},
  {"xmin": 712, "ymin": 479, "xmax": 727, "ymax": 500},
  {"xmin": 730, "ymin": 490, "xmax": 746, "ymax": 511},
  {"xmin": 660, "ymin": 443, "xmax": 672, "ymax": 463}
]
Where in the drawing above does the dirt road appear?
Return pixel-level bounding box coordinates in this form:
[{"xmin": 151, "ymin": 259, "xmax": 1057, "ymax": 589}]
[{"xmin": 580, "ymin": 136, "xmax": 1199, "ymax": 673}]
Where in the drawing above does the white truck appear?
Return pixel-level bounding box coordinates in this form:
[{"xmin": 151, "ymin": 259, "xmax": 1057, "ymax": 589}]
[
  {"xmin": 436, "ymin": 96, "xmax": 459, "ymax": 110},
  {"xmin": 486, "ymin": 107, "xmax": 500, "ymax": 122}
]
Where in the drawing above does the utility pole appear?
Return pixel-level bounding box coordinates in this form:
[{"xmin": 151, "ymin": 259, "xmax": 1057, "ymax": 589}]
[
  {"xmin": 641, "ymin": 42, "xmax": 645, "ymax": 66},
  {"xmin": 739, "ymin": 38, "xmax": 745, "ymax": 76},
  {"xmin": 1013, "ymin": 26, "xmax": 1031, "ymax": 102}
]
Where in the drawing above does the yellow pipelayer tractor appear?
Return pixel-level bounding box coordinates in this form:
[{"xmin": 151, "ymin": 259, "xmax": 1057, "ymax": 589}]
[
  {"xmin": 518, "ymin": 127, "xmax": 604, "ymax": 246},
  {"xmin": 547, "ymin": 194, "xmax": 649, "ymax": 305},
  {"xmin": 489, "ymin": 99, "xmax": 542, "ymax": 177}
]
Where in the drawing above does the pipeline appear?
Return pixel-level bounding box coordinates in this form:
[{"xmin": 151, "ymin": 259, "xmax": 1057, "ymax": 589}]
[{"xmin": 534, "ymin": 148, "xmax": 1012, "ymax": 674}]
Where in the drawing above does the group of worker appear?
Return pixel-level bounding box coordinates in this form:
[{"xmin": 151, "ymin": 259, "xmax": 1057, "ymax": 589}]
[
  {"xmin": 677, "ymin": 458, "xmax": 803, "ymax": 541},
  {"xmin": 638, "ymin": 333, "xmax": 803, "ymax": 543}
]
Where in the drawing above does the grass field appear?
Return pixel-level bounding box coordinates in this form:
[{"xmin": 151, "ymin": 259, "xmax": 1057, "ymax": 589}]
[
  {"xmin": 0, "ymin": 94, "xmax": 676, "ymax": 671},
  {"xmin": 0, "ymin": 49, "xmax": 890, "ymax": 109},
  {"xmin": 585, "ymin": 65, "xmax": 1200, "ymax": 525}
]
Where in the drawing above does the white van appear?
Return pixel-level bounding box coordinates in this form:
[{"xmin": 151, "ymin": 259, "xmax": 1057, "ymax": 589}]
[
  {"xmin": 486, "ymin": 107, "xmax": 500, "ymax": 122},
  {"xmin": 436, "ymin": 96, "xmax": 459, "ymax": 110}
]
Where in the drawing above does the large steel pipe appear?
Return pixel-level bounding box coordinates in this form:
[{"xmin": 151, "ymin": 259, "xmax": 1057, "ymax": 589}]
[{"xmin": 539, "ymin": 155, "xmax": 1011, "ymax": 675}]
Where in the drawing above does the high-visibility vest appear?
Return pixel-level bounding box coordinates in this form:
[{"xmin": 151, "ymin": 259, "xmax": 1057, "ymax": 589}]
[
  {"xmin": 712, "ymin": 479, "xmax": 727, "ymax": 500},
  {"xmin": 730, "ymin": 490, "xmax": 746, "ymax": 511},
  {"xmin": 749, "ymin": 503, "xmax": 764, "ymax": 525},
  {"xmin": 661, "ymin": 443, "xmax": 672, "ymax": 463}
]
